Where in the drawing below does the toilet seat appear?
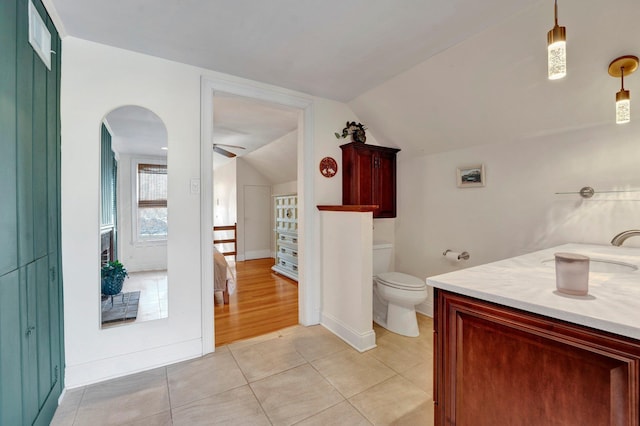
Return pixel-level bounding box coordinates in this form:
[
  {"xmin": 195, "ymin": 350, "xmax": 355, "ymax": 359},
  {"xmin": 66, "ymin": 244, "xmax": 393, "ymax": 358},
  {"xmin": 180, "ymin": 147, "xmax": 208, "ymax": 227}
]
[{"xmin": 375, "ymin": 272, "xmax": 426, "ymax": 291}]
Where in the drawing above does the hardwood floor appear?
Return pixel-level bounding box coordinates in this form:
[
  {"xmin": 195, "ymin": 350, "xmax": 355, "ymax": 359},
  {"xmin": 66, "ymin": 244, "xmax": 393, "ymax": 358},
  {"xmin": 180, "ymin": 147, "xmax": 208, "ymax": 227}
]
[{"xmin": 214, "ymin": 257, "xmax": 298, "ymax": 346}]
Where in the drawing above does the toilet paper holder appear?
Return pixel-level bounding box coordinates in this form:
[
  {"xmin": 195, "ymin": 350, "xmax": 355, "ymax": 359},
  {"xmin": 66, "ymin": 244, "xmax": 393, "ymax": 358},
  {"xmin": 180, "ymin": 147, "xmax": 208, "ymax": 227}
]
[{"xmin": 443, "ymin": 249, "xmax": 470, "ymax": 260}]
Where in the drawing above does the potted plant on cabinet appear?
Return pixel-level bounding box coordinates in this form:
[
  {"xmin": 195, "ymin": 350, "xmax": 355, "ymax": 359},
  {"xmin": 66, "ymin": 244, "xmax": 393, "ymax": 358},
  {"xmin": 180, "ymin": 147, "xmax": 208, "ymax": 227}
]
[{"xmin": 335, "ymin": 121, "xmax": 367, "ymax": 143}]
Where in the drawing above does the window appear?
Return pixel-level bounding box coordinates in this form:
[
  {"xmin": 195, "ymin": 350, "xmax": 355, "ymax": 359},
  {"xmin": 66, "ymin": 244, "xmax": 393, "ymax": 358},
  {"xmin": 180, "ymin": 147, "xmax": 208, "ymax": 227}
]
[{"xmin": 136, "ymin": 163, "xmax": 167, "ymax": 240}]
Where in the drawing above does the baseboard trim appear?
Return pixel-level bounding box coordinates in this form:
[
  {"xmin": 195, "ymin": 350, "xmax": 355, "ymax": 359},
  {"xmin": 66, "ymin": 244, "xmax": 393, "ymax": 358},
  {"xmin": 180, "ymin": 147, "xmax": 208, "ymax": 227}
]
[
  {"xmin": 244, "ymin": 249, "xmax": 271, "ymax": 260},
  {"xmin": 321, "ymin": 312, "xmax": 376, "ymax": 352},
  {"xmin": 64, "ymin": 338, "xmax": 202, "ymax": 388}
]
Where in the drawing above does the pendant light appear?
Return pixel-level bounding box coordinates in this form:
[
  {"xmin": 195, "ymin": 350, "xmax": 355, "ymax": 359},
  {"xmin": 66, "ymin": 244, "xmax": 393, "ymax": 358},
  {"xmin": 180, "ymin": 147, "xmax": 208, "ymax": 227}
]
[
  {"xmin": 547, "ymin": 0, "xmax": 567, "ymax": 80},
  {"xmin": 608, "ymin": 55, "xmax": 639, "ymax": 124}
]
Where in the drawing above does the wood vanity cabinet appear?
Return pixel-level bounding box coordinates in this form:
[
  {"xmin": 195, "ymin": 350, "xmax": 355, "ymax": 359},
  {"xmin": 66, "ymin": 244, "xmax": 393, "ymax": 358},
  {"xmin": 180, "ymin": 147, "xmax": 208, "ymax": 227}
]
[
  {"xmin": 434, "ymin": 289, "xmax": 640, "ymax": 426},
  {"xmin": 340, "ymin": 142, "xmax": 400, "ymax": 218}
]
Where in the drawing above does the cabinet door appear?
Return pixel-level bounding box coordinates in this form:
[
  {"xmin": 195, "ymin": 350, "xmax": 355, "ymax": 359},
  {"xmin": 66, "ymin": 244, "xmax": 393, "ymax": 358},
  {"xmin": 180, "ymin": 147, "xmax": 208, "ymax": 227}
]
[
  {"xmin": 342, "ymin": 145, "xmax": 375, "ymax": 206},
  {"xmin": 32, "ymin": 256, "xmax": 62, "ymax": 426},
  {"xmin": 373, "ymin": 151, "xmax": 397, "ymax": 218},
  {"xmin": 21, "ymin": 256, "xmax": 61, "ymax": 425},
  {"xmin": 341, "ymin": 142, "xmax": 399, "ymax": 218},
  {"xmin": 16, "ymin": 0, "xmax": 35, "ymax": 268},
  {"xmin": 0, "ymin": 0, "xmax": 18, "ymax": 276},
  {"xmin": 435, "ymin": 290, "xmax": 640, "ymax": 426},
  {"xmin": 0, "ymin": 270, "xmax": 25, "ymax": 426}
]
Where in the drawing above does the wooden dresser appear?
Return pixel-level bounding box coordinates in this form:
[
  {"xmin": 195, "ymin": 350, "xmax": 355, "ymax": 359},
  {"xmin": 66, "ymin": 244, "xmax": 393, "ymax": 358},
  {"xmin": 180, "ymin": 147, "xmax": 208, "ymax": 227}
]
[{"xmin": 272, "ymin": 194, "xmax": 298, "ymax": 281}]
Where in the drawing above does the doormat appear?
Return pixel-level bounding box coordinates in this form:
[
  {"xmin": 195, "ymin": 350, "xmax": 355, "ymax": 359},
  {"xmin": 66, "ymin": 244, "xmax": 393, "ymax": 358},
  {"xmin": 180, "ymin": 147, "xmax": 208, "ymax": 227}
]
[{"xmin": 101, "ymin": 291, "xmax": 140, "ymax": 324}]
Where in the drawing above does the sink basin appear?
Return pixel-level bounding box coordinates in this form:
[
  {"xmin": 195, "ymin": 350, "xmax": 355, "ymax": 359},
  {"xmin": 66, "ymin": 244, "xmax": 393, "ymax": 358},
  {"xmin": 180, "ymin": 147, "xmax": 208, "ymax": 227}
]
[{"xmin": 542, "ymin": 258, "xmax": 638, "ymax": 273}]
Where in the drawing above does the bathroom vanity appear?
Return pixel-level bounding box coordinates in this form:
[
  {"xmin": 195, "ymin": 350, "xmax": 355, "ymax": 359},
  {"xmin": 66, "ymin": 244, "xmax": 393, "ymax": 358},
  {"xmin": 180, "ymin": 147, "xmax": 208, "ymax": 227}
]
[{"xmin": 427, "ymin": 244, "xmax": 640, "ymax": 426}]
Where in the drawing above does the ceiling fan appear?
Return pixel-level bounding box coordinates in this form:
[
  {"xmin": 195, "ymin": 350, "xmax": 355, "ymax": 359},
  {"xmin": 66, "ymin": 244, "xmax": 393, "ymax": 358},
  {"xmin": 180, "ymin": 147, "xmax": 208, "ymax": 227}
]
[{"xmin": 213, "ymin": 143, "xmax": 246, "ymax": 158}]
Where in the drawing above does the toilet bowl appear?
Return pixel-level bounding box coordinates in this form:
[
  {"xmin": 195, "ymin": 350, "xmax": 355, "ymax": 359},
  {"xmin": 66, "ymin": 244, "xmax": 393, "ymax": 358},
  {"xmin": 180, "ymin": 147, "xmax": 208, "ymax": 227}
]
[
  {"xmin": 372, "ymin": 242, "xmax": 427, "ymax": 337},
  {"xmin": 373, "ymin": 272, "xmax": 427, "ymax": 337}
]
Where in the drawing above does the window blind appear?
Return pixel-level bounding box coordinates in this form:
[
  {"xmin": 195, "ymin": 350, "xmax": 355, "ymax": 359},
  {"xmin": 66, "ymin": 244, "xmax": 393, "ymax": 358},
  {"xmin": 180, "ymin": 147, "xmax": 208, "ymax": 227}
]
[{"xmin": 138, "ymin": 163, "xmax": 167, "ymax": 208}]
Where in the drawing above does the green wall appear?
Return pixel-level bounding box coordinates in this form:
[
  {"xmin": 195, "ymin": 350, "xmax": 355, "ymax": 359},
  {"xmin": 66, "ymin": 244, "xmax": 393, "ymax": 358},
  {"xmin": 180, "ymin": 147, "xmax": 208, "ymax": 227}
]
[
  {"xmin": 0, "ymin": 0, "xmax": 64, "ymax": 424},
  {"xmin": 100, "ymin": 124, "xmax": 118, "ymax": 260},
  {"xmin": 100, "ymin": 124, "xmax": 116, "ymax": 227}
]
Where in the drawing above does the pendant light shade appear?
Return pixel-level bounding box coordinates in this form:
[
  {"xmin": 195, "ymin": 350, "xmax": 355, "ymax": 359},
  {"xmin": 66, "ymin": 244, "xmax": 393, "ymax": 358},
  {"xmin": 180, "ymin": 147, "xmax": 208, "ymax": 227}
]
[
  {"xmin": 616, "ymin": 90, "xmax": 631, "ymax": 124},
  {"xmin": 608, "ymin": 55, "xmax": 638, "ymax": 124},
  {"xmin": 547, "ymin": 0, "xmax": 566, "ymax": 80}
]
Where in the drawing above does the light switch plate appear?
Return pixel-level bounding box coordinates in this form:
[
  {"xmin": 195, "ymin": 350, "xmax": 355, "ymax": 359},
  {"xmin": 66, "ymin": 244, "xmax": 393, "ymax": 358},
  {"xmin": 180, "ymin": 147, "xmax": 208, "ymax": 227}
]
[{"xmin": 190, "ymin": 178, "xmax": 200, "ymax": 194}]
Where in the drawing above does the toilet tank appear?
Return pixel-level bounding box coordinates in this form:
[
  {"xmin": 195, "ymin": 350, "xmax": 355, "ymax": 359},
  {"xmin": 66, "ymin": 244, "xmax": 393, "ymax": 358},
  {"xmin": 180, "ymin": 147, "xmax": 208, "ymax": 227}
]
[{"xmin": 373, "ymin": 241, "xmax": 393, "ymax": 275}]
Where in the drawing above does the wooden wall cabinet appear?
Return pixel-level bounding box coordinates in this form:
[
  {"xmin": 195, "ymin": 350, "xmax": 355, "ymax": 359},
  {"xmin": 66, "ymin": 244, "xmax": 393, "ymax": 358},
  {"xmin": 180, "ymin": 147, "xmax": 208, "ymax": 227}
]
[
  {"xmin": 340, "ymin": 142, "xmax": 400, "ymax": 218},
  {"xmin": 434, "ymin": 289, "xmax": 640, "ymax": 425}
]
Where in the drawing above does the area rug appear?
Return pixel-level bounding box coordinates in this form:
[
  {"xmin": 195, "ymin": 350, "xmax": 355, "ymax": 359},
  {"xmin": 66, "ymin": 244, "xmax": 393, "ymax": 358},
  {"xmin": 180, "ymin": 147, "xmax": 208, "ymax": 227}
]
[{"xmin": 101, "ymin": 291, "xmax": 140, "ymax": 324}]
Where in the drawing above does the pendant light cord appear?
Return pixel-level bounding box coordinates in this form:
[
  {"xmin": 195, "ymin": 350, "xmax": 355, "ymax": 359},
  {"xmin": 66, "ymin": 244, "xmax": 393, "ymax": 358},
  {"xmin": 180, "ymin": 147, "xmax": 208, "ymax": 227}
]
[
  {"xmin": 554, "ymin": 0, "xmax": 558, "ymax": 26},
  {"xmin": 621, "ymin": 67, "xmax": 625, "ymax": 90}
]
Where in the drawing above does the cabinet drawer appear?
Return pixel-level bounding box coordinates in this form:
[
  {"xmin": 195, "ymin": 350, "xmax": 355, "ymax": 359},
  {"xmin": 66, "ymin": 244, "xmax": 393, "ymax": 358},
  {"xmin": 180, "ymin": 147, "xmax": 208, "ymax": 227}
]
[
  {"xmin": 278, "ymin": 245, "xmax": 298, "ymax": 259},
  {"xmin": 278, "ymin": 233, "xmax": 298, "ymax": 245},
  {"xmin": 278, "ymin": 253, "xmax": 298, "ymax": 265},
  {"xmin": 277, "ymin": 258, "xmax": 298, "ymax": 273}
]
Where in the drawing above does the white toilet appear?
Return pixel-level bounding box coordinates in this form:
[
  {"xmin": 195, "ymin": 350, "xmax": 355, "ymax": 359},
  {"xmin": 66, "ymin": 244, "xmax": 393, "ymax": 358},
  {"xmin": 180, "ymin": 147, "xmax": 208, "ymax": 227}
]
[{"xmin": 373, "ymin": 241, "xmax": 428, "ymax": 337}]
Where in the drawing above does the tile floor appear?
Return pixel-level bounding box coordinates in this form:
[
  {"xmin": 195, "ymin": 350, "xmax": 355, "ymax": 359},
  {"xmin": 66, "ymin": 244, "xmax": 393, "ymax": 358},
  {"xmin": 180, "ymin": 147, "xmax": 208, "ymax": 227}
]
[
  {"xmin": 52, "ymin": 315, "xmax": 434, "ymax": 426},
  {"xmin": 102, "ymin": 270, "xmax": 168, "ymax": 328}
]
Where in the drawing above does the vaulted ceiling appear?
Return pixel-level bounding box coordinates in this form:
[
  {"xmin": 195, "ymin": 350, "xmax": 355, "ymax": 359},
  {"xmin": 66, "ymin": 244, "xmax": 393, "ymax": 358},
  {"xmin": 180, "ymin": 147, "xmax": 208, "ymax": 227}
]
[
  {"xmin": 46, "ymin": 0, "xmax": 538, "ymax": 102},
  {"xmin": 349, "ymin": 0, "xmax": 640, "ymax": 157},
  {"xmin": 46, "ymin": 0, "xmax": 640, "ymax": 181}
]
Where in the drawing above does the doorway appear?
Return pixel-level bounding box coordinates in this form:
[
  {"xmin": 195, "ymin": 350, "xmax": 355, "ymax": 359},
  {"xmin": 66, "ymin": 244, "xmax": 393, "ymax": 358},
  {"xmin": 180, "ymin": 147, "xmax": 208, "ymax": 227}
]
[
  {"xmin": 209, "ymin": 91, "xmax": 304, "ymax": 347},
  {"xmin": 200, "ymin": 77, "xmax": 318, "ymax": 353}
]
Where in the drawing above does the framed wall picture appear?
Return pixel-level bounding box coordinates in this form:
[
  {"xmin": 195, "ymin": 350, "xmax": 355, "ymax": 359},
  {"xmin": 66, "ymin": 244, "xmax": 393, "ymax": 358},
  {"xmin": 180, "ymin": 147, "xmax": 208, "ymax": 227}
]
[{"xmin": 457, "ymin": 164, "xmax": 485, "ymax": 188}]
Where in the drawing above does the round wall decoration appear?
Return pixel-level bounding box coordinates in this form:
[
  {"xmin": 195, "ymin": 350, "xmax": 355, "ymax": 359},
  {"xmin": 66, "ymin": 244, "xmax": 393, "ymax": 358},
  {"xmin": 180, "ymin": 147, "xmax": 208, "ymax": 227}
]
[{"xmin": 319, "ymin": 157, "xmax": 338, "ymax": 178}]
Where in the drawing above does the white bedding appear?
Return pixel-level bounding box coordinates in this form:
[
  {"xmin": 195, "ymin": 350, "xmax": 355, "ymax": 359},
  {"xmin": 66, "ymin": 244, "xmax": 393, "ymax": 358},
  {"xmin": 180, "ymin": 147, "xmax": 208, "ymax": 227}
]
[{"xmin": 214, "ymin": 247, "xmax": 236, "ymax": 295}]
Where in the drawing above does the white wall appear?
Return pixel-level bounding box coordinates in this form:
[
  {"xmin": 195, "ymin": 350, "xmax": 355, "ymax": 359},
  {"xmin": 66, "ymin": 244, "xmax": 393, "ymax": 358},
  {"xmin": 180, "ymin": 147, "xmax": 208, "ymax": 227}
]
[
  {"xmin": 349, "ymin": 0, "xmax": 640, "ymax": 158},
  {"xmin": 62, "ymin": 37, "xmax": 209, "ymax": 387},
  {"xmin": 117, "ymin": 154, "xmax": 168, "ymax": 272},
  {"xmin": 320, "ymin": 210, "xmax": 375, "ymax": 352},
  {"xmin": 372, "ymin": 219, "xmax": 395, "ymax": 246},
  {"xmin": 213, "ymin": 160, "xmax": 237, "ymax": 254},
  {"xmin": 243, "ymin": 130, "xmax": 298, "ymax": 185},
  {"xmin": 346, "ymin": 0, "xmax": 640, "ymax": 318},
  {"xmin": 62, "ymin": 36, "xmax": 371, "ymax": 386},
  {"xmin": 213, "ymin": 159, "xmax": 237, "ymax": 227},
  {"xmin": 312, "ymin": 100, "xmax": 369, "ymax": 205},
  {"xmin": 273, "ymin": 180, "xmax": 297, "ymax": 196},
  {"xmin": 396, "ymin": 125, "xmax": 640, "ymax": 317}
]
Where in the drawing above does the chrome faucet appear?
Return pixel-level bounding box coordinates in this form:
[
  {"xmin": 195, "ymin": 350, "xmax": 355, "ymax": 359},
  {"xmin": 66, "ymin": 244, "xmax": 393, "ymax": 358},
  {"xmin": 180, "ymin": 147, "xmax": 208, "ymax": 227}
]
[{"xmin": 611, "ymin": 230, "xmax": 640, "ymax": 246}]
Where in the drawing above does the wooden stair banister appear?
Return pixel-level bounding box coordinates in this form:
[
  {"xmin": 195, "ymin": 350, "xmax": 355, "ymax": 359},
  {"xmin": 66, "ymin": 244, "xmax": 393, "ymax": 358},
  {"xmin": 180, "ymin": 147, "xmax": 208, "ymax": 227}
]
[{"xmin": 213, "ymin": 223, "xmax": 237, "ymax": 256}]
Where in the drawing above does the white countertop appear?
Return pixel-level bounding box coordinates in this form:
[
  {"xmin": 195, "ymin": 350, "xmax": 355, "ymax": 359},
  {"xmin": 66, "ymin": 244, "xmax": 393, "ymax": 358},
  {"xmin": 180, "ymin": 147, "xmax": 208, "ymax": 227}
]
[{"xmin": 427, "ymin": 243, "xmax": 640, "ymax": 340}]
